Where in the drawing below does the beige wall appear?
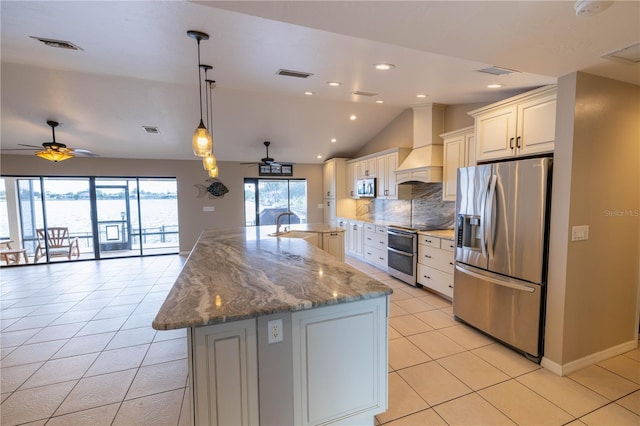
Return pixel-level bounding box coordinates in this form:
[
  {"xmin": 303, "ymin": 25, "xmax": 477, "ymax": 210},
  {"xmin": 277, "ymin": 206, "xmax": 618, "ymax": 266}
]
[
  {"xmin": 0, "ymin": 155, "xmax": 323, "ymax": 253},
  {"xmin": 443, "ymin": 102, "xmax": 488, "ymax": 132},
  {"xmin": 354, "ymin": 109, "xmax": 413, "ymax": 157},
  {"xmin": 546, "ymin": 72, "xmax": 640, "ymax": 367}
]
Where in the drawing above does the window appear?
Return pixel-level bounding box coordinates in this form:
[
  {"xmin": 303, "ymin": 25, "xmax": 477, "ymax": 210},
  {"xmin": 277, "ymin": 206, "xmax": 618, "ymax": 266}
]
[
  {"xmin": 0, "ymin": 176, "xmax": 179, "ymax": 266},
  {"xmin": 244, "ymin": 178, "xmax": 307, "ymax": 226}
]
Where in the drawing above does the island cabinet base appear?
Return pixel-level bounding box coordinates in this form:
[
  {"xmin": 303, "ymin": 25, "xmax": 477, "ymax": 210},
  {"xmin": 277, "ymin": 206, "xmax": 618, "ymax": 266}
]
[{"xmin": 187, "ymin": 297, "xmax": 389, "ymax": 426}]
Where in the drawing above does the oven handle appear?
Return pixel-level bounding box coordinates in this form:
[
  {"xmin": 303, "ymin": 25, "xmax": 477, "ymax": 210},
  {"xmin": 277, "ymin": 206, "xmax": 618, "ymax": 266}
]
[
  {"xmin": 387, "ymin": 247, "xmax": 414, "ymax": 257},
  {"xmin": 387, "ymin": 230, "xmax": 415, "ymax": 239}
]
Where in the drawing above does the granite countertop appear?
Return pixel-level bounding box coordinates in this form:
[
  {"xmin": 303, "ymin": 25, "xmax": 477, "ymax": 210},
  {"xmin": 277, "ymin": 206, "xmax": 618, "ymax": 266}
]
[
  {"xmin": 282, "ymin": 223, "xmax": 345, "ymax": 233},
  {"xmin": 152, "ymin": 226, "xmax": 391, "ymax": 330},
  {"xmin": 418, "ymin": 229, "xmax": 455, "ymax": 240}
]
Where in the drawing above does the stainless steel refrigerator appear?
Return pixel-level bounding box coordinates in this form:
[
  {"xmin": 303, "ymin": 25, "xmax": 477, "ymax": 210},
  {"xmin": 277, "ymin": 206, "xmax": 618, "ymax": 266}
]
[{"xmin": 453, "ymin": 157, "xmax": 552, "ymax": 361}]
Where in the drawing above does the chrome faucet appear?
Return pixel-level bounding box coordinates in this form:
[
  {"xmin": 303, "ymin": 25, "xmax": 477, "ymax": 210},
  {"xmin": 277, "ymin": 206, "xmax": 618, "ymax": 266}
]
[{"xmin": 275, "ymin": 211, "xmax": 294, "ymax": 234}]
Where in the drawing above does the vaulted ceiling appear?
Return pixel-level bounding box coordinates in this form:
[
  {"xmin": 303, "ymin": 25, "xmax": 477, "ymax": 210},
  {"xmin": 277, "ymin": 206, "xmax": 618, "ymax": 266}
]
[{"xmin": 1, "ymin": 1, "xmax": 638, "ymax": 163}]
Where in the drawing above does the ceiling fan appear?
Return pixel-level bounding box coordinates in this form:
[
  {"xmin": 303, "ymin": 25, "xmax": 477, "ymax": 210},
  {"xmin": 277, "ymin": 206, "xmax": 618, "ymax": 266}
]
[
  {"xmin": 4, "ymin": 120, "xmax": 99, "ymax": 162},
  {"xmin": 241, "ymin": 141, "xmax": 294, "ymax": 166}
]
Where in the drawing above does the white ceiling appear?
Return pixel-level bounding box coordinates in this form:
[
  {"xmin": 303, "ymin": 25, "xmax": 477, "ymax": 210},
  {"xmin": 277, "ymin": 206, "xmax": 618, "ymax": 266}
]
[{"xmin": 1, "ymin": 1, "xmax": 638, "ymax": 164}]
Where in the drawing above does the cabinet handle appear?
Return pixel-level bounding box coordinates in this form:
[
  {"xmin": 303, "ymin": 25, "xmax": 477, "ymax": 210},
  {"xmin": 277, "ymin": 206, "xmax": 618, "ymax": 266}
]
[
  {"xmin": 449, "ymin": 262, "xmax": 454, "ymax": 265},
  {"xmin": 353, "ymin": 225, "xmax": 357, "ymax": 230},
  {"xmin": 448, "ymin": 285, "xmax": 453, "ymax": 288},
  {"xmin": 425, "ymin": 255, "xmax": 432, "ymax": 258},
  {"xmin": 425, "ymin": 239, "xmax": 432, "ymax": 243},
  {"xmin": 350, "ymin": 190, "xmax": 354, "ymax": 196},
  {"xmin": 509, "ymin": 137, "xmax": 515, "ymax": 149},
  {"xmin": 423, "ymin": 275, "xmax": 431, "ymax": 280},
  {"xmin": 516, "ymin": 136, "xmax": 521, "ymax": 149},
  {"xmin": 379, "ymin": 257, "xmax": 384, "ymax": 260},
  {"xmin": 330, "ymin": 232, "xmax": 338, "ymax": 236},
  {"xmin": 379, "ymin": 241, "xmax": 385, "ymax": 245}
]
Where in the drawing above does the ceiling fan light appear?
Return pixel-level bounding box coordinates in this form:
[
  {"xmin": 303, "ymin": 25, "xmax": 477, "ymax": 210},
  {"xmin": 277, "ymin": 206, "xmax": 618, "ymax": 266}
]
[
  {"xmin": 208, "ymin": 166, "xmax": 219, "ymax": 178},
  {"xmin": 203, "ymin": 152, "xmax": 217, "ymax": 170},
  {"xmin": 192, "ymin": 119, "xmax": 213, "ymax": 157},
  {"xmin": 35, "ymin": 148, "xmax": 74, "ymax": 162}
]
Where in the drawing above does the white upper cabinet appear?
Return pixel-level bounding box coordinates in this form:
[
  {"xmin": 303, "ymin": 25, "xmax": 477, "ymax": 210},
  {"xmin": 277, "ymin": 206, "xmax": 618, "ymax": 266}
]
[
  {"xmin": 470, "ymin": 85, "xmax": 557, "ymax": 163},
  {"xmin": 376, "ymin": 150, "xmax": 411, "ymax": 200},
  {"xmin": 441, "ymin": 126, "xmax": 475, "ymax": 202},
  {"xmin": 357, "ymin": 157, "xmax": 377, "ymax": 178},
  {"xmin": 345, "ymin": 161, "xmax": 358, "ymax": 199},
  {"xmin": 323, "ymin": 158, "xmax": 346, "ymax": 199}
]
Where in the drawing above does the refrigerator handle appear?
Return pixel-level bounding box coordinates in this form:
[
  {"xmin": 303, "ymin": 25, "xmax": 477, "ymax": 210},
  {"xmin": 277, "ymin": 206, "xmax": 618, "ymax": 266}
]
[
  {"xmin": 479, "ymin": 175, "xmax": 490, "ymax": 260},
  {"xmin": 455, "ymin": 264, "xmax": 535, "ymax": 293},
  {"xmin": 485, "ymin": 175, "xmax": 497, "ymax": 260}
]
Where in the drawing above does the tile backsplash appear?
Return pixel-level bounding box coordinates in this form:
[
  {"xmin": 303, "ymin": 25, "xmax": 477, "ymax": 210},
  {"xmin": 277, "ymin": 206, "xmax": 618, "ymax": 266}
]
[{"xmin": 355, "ymin": 183, "xmax": 455, "ymax": 229}]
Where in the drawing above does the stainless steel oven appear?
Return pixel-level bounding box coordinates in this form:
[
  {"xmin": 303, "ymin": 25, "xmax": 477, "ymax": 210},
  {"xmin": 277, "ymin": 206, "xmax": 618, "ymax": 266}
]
[{"xmin": 387, "ymin": 227, "xmax": 418, "ymax": 286}]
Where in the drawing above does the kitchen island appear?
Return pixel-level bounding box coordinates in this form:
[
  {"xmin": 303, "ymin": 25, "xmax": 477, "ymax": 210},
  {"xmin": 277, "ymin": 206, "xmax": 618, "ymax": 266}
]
[{"xmin": 153, "ymin": 227, "xmax": 392, "ymax": 426}]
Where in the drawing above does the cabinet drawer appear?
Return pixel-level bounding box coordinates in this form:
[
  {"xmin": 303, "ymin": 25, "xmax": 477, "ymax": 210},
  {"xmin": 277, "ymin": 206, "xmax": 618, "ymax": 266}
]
[
  {"xmin": 375, "ymin": 226, "xmax": 387, "ymax": 235},
  {"xmin": 364, "ymin": 232, "xmax": 387, "ymax": 249},
  {"xmin": 364, "ymin": 247, "xmax": 387, "ymax": 270},
  {"xmin": 364, "ymin": 223, "xmax": 376, "ymax": 233},
  {"xmin": 417, "ymin": 264, "xmax": 453, "ymax": 299},
  {"xmin": 418, "ymin": 245, "xmax": 454, "ymax": 273},
  {"xmin": 418, "ymin": 235, "xmax": 440, "ymax": 248},
  {"xmin": 440, "ymin": 239, "xmax": 455, "ymax": 252}
]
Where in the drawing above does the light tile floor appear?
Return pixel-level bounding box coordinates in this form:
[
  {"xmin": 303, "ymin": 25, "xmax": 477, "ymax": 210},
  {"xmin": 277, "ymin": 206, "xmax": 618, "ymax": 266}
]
[{"xmin": 1, "ymin": 255, "xmax": 638, "ymax": 425}]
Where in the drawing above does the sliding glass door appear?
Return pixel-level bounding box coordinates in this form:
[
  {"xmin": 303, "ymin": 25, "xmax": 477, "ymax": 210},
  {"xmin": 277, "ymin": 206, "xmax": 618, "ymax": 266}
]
[{"xmin": 0, "ymin": 176, "xmax": 179, "ymax": 266}]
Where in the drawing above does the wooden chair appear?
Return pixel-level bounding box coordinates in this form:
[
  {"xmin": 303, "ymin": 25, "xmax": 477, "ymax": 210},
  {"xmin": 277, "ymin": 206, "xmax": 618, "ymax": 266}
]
[{"xmin": 33, "ymin": 227, "xmax": 80, "ymax": 262}]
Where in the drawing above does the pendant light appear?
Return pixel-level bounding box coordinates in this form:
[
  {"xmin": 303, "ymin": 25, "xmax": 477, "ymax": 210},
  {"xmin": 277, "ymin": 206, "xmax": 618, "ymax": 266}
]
[
  {"xmin": 200, "ymin": 65, "xmax": 218, "ymax": 176},
  {"xmin": 187, "ymin": 30, "xmax": 212, "ymax": 157}
]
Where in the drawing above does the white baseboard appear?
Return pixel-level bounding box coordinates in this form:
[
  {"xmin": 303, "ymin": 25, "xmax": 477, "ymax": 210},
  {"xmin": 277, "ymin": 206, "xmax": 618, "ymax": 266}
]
[{"xmin": 541, "ymin": 339, "xmax": 638, "ymax": 376}]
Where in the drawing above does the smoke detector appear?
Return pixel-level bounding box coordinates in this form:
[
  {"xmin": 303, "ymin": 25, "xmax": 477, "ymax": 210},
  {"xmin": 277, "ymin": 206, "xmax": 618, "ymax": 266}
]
[{"xmin": 574, "ymin": 1, "xmax": 613, "ymax": 17}]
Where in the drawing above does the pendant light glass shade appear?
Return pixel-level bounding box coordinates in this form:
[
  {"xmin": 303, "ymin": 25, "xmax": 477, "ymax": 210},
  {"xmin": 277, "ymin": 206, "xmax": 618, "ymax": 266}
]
[
  {"xmin": 208, "ymin": 166, "xmax": 219, "ymax": 178},
  {"xmin": 35, "ymin": 148, "xmax": 74, "ymax": 162},
  {"xmin": 202, "ymin": 152, "xmax": 217, "ymax": 170},
  {"xmin": 192, "ymin": 119, "xmax": 213, "ymax": 157}
]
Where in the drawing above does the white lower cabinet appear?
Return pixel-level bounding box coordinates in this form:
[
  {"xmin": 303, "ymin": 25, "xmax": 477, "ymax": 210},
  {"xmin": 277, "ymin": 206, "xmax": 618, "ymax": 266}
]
[
  {"xmin": 417, "ymin": 235, "xmax": 455, "ymax": 299},
  {"xmin": 364, "ymin": 224, "xmax": 388, "ymax": 270},
  {"xmin": 190, "ymin": 319, "xmax": 259, "ymax": 426},
  {"xmin": 189, "ymin": 297, "xmax": 389, "ymax": 426},
  {"xmin": 323, "ymin": 231, "xmax": 345, "ymax": 261},
  {"xmin": 292, "ymin": 297, "xmax": 388, "ymax": 425}
]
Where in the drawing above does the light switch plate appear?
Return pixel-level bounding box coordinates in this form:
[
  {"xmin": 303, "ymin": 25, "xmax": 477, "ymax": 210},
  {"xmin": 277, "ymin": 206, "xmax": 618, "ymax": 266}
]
[
  {"xmin": 571, "ymin": 225, "xmax": 589, "ymax": 241},
  {"xmin": 203, "ymin": 206, "xmax": 214, "ymax": 212}
]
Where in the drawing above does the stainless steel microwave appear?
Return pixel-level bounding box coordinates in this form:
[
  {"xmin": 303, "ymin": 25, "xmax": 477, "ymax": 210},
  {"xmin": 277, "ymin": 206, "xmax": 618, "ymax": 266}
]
[{"xmin": 356, "ymin": 178, "xmax": 376, "ymax": 198}]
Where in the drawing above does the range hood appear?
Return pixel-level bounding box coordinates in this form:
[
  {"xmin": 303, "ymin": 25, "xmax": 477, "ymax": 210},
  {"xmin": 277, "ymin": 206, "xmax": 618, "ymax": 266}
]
[{"xmin": 396, "ymin": 104, "xmax": 445, "ymax": 184}]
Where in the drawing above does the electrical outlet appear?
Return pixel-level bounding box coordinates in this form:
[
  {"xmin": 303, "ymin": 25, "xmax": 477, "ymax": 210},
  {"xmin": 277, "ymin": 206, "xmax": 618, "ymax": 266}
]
[
  {"xmin": 267, "ymin": 319, "xmax": 283, "ymax": 344},
  {"xmin": 571, "ymin": 225, "xmax": 589, "ymax": 241},
  {"xmin": 203, "ymin": 206, "xmax": 215, "ymax": 212}
]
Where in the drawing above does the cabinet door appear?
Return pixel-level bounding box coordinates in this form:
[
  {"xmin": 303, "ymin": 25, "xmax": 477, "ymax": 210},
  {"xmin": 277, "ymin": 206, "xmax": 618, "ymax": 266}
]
[
  {"xmin": 516, "ymin": 93, "xmax": 556, "ymax": 157},
  {"xmin": 323, "ymin": 198, "xmax": 335, "ymax": 225},
  {"xmin": 465, "ymin": 133, "xmax": 476, "ymax": 167},
  {"xmin": 323, "ymin": 160, "xmax": 335, "ymax": 199},
  {"xmin": 475, "ymin": 105, "xmax": 517, "ymax": 162},
  {"xmin": 354, "ymin": 223, "xmax": 364, "ymax": 257},
  {"xmin": 323, "ymin": 232, "xmax": 344, "ymax": 261},
  {"xmin": 443, "ymin": 134, "xmax": 465, "ymax": 202},
  {"xmin": 376, "ymin": 155, "xmax": 387, "ymax": 198},
  {"xmin": 191, "ymin": 320, "xmax": 259, "ymax": 426},
  {"xmin": 346, "ymin": 162, "xmax": 358, "ymax": 198},
  {"xmin": 292, "ymin": 298, "xmax": 388, "ymax": 425}
]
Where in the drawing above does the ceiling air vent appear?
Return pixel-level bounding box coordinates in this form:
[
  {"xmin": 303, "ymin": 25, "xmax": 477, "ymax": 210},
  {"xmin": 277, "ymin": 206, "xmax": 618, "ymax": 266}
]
[
  {"xmin": 30, "ymin": 36, "xmax": 83, "ymax": 51},
  {"xmin": 276, "ymin": 69, "xmax": 314, "ymax": 79},
  {"xmin": 352, "ymin": 91, "xmax": 379, "ymax": 97},
  {"xmin": 602, "ymin": 42, "xmax": 640, "ymax": 64},
  {"xmin": 476, "ymin": 66, "xmax": 519, "ymax": 76},
  {"xmin": 142, "ymin": 126, "xmax": 160, "ymax": 134}
]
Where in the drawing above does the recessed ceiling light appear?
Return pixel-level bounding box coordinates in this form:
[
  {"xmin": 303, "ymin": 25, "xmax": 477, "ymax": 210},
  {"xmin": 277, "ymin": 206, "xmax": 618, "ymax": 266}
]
[
  {"xmin": 317, "ymin": 155, "xmax": 323, "ymax": 159},
  {"xmin": 376, "ymin": 100, "xmax": 384, "ymax": 104},
  {"xmin": 327, "ymin": 81, "xmax": 342, "ymax": 87},
  {"xmin": 349, "ymin": 115, "xmax": 357, "ymax": 121},
  {"xmin": 416, "ymin": 94, "xmax": 427, "ymax": 98},
  {"xmin": 331, "ymin": 138, "xmax": 337, "ymax": 143},
  {"xmin": 375, "ymin": 63, "xmax": 395, "ymax": 70},
  {"xmin": 304, "ymin": 91, "xmax": 314, "ymax": 95},
  {"xmin": 487, "ymin": 84, "xmax": 505, "ymax": 89}
]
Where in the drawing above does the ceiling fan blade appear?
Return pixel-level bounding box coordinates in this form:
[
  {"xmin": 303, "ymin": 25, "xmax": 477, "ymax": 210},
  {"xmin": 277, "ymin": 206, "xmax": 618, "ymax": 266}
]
[
  {"xmin": 240, "ymin": 162, "xmax": 259, "ymax": 165},
  {"xmin": 18, "ymin": 143, "xmax": 44, "ymax": 149},
  {"xmin": 71, "ymin": 148, "xmax": 99, "ymax": 157},
  {"xmin": 1, "ymin": 148, "xmax": 39, "ymax": 152}
]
